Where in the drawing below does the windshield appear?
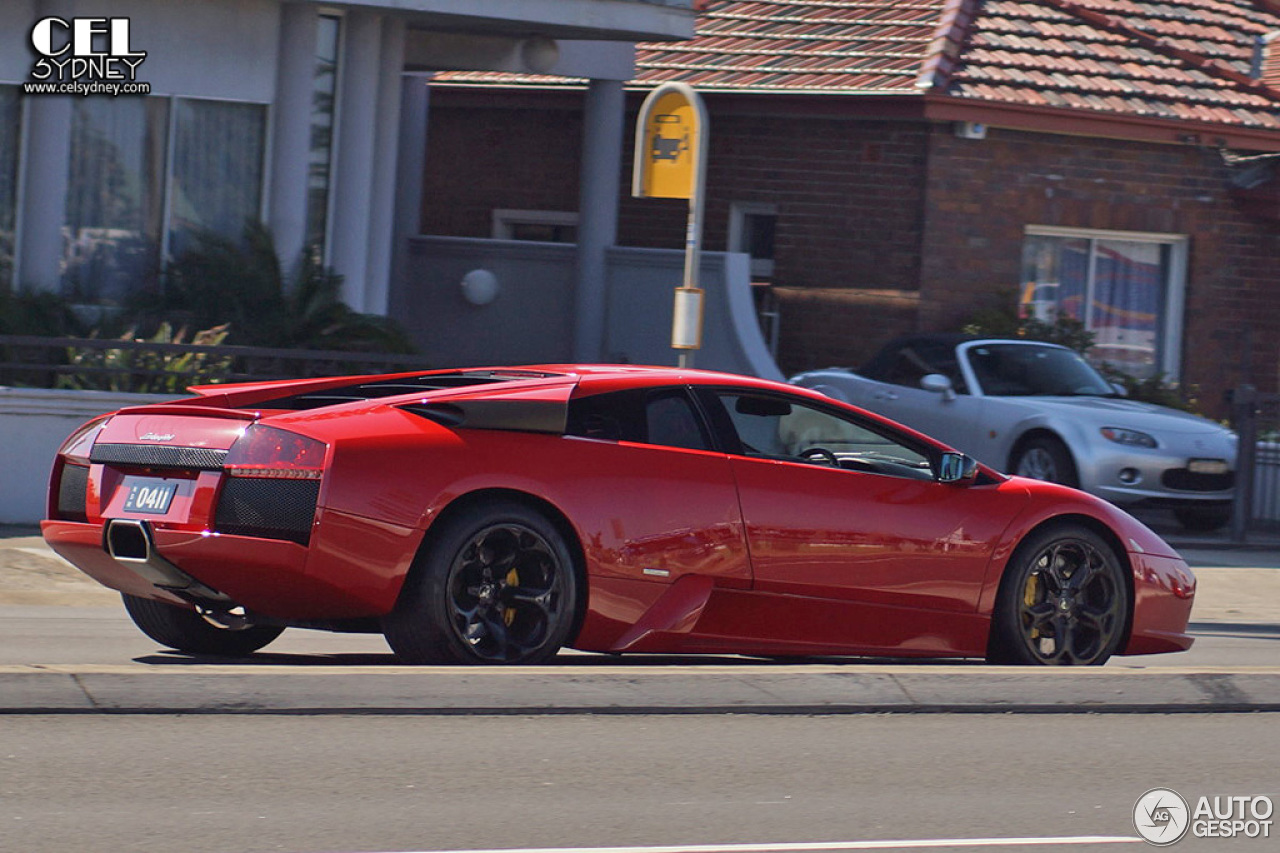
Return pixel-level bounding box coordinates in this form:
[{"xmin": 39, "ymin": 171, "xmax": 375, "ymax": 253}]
[{"xmin": 965, "ymin": 343, "xmax": 1115, "ymax": 397}]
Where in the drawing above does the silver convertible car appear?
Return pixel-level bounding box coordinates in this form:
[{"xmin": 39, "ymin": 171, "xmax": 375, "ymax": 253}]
[{"xmin": 792, "ymin": 335, "xmax": 1236, "ymax": 531}]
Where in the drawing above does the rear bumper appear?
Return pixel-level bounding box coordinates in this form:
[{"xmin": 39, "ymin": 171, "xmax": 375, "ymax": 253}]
[{"xmin": 42, "ymin": 510, "xmax": 421, "ymax": 621}]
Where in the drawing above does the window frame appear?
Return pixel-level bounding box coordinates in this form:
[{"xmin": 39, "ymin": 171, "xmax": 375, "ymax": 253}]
[
  {"xmin": 491, "ymin": 208, "xmax": 579, "ymax": 243},
  {"xmin": 1023, "ymin": 225, "xmax": 1187, "ymax": 380},
  {"xmin": 728, "ymin": 201, "xmax": 777, "ymax": 279},
  {"xmin": 694, "ymin": 386, "xmax": 943, "ymax": 480}
]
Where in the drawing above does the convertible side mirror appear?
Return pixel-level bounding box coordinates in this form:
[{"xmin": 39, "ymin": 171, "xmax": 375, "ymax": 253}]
[
  {"xmin": 937, "ymin": 451, "xmax": 979, "ymax": 484},
  {"xmin": 920, "ymin": 373, "xmax": 956, "ymax": 401}
]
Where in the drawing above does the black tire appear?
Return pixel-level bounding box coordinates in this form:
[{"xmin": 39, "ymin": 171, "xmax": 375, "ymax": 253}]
[
  {"xmin": 1011, "ymin": 435, "xmax": 1079, "ymax": 488},
  {"xmin": 383, "ymin": 500, "xmax": 579, "ymax": 665},
  {"xmin": 987, "ymin": 524, "xmax": 1129, "ymax": 666},
  {"xmin": 1174, "ymin": 505, "xmax": 1231, "ymax": 533},
  {"xmin": 122, "ymin": 594, "xmax": 284, "ymax": 656}
]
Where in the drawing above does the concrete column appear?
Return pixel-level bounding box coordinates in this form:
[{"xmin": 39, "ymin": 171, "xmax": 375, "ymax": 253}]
[
  {"xmin": 389, "ymin": 73, "xmax": 431, "ymax": 324},
  {"xmin": 329, "ymin": 10, "xmax": 381, "ymax": 309},
  {"xmin": 572, "ymin": 78, "xmax": 625, "ymax": 363},
  {"xmin": 14, "ymin": 94, "xmax": 71, "ymax": 292},
  {"xmin": 266, "ymin": 3, "xmax": 317, "ymax": 276},
  {"xmin": 361, "ymin": 17, "xmax": 406, "ymax": 315}
]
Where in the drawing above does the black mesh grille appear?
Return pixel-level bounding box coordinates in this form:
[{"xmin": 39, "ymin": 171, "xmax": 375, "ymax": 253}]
[
  {"xmin": 1161, "ymin": 469, "xmax": 1235, "ymax": 492},
  {"xmin": 56, "ymin": 463, "xmax": 89, "ymax": 522},
  {"xmin": 214, "ymin": 478, "xmax": 319, "ymax": 545},
  {"xmin": 91, "ymin": 443, "xmax": 228, "ymax": 470}
]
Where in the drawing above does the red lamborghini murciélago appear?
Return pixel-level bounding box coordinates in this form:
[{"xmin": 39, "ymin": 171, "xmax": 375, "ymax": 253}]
[{"xmin": 42, "ymin": 365, "xmax": 1196, "ymax": 666}]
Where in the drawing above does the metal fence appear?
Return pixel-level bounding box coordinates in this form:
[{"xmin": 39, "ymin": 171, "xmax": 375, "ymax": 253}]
[
  {"xmin": 1229, "ymin": 385, "xmax": 1280, "ymax": 541},
  {"xmin": 0, "ymin": 334, "xmax": 434, "ymax": 395}
]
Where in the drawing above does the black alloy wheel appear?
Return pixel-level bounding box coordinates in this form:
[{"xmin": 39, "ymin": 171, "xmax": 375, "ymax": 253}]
[
  {"xmin": 122, "ymin": 594, "xmax": 284, "ymax": 656},
  {"xmin": 384, "ymin": 500, "xmax": 578, "ymax": 665},
  {"xmin": 988, "ymin": 525, "xmax": 1128, "ymax": 666}
]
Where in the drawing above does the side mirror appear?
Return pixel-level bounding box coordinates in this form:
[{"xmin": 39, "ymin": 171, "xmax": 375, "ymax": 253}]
[
  {"xmin": 937, "ymin": 451, "xmax": 979, "ymax": 484},
  {"xmin": 920, "ymin": 373, "xmax": 956, "ymax": 401},
  {"xmin": 1110, "ymin": 382, "xmax": 1128, "ymax": 398}
]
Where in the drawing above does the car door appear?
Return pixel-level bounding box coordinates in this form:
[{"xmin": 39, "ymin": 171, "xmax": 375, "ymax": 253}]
[
  {"xmin": 861, "ymin": 339, "xmax": 988, "ymax": 456},
  {"xmin": 698, "ymin": 388, "xmax": 1019, "ymax": 618}
]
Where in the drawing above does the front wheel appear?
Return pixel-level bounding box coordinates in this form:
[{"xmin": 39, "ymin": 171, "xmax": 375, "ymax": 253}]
[
  {"xmin": 987, "ymin": 525, "xmax": 1129, "ymax": 666},
  {"xmin": 1011, "ymin": 436, "xmax": 1078, "ymax": 488},
  {"xmin": 383, "ymin": 500, "xmax": 579, "ymax": 665},
  {"xmin": 122, "ymin": 594, "xmax": 284, "ymax": 656}
]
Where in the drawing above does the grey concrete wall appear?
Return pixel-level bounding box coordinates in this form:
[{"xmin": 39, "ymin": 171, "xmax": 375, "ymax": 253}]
[
  {"xmin": 0, "ymin": 388, "xmax": 172, "ymax": 525},
  {"xmin": 399, "ymin": 235, "xmax": 782, "ymax": 380}
]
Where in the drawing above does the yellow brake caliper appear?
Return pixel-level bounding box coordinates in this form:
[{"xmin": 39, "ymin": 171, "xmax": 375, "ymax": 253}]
[
  {"xmin": 1024, "ymin": 573, "xmax": 1040, "ymax": 639},
  {"xmin": 504, "ymin": 568, "xmax": 519, "ymax": 626}
]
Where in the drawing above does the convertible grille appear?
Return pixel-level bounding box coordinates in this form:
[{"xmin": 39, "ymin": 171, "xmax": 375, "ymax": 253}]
[
  {"xmin": 1161, "ymin": 469, "xmax": 1234, "ymax": 492},
  {"xmin": 214, "ymin": 478, "xmax": 319, "ymax": 545},
  {"xmin": 91, "ymin": 443, "xmax": 228, "ymax": 470}
]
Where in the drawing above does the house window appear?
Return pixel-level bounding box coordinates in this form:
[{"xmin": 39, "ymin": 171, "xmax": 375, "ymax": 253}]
[
  {"xmin": 168, "ymin": 99, "xmax": 267, "ymax": 259},
  {"xmin": 492, "ymin": 209, "xmax": 578, "ymax": 243},
  {"xmin": 1022, "ymin": 226, "xmax": 1187, "ymax": 379},
  {"xmin": 306, "ymin": 13, "xmax": 342, "ymax": 261},
  {"xmin": 0, "ymin": 85, "xmax": 19, "ymax": 290},
  {"xmin": 61, "ymin": 95, "xmax": 267, "ymax": 307},
  {"xmin": 62, "ymin": 97, "xmax": 169, "ymax": 305},
  {"xmin": 729, "ymin": 202, "xmax": 777, "ymax": 279}
]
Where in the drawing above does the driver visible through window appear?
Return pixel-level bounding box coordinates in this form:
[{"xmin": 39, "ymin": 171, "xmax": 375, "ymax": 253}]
[{"xmin": 714, "ymin": 392, "xmax": 933, "ymax": 480}]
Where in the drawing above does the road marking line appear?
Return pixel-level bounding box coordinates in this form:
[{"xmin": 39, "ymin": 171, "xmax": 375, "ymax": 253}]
[{"xmin": 384, "ymin": 837, "xmax": 1144, "ymax": 853}]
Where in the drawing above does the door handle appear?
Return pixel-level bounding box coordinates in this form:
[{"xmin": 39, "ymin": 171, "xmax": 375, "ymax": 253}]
[{"xmin": 873, "ymin": 391, "xmax": 899, "ymax": 401}]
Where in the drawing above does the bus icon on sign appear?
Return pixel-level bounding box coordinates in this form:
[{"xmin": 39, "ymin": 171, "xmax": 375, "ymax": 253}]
[{"xmin": 651, "ymin": 114, "xmax": 689, "ymax": 162}]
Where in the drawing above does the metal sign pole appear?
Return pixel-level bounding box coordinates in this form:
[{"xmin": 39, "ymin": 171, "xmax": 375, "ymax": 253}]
[{"xmin": 632, "ymin": 82, "xmax": 709, "ymax": 369}]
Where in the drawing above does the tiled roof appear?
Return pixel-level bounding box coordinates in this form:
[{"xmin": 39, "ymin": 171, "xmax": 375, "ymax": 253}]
[{"xmin": 435, "ymin": 0, "xmax": 1280, "ymax": 131}]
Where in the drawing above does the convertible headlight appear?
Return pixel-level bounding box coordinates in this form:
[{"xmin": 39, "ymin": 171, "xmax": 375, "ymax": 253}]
[{"xmin": 1100, "ymin": 427, "xmax": 1157, "ymax": 448}]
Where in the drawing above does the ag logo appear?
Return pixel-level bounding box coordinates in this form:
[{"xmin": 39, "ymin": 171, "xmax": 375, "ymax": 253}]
[{"xmin": 1134, "ymin": 788, "xmax": 1191, "ymax": 846}]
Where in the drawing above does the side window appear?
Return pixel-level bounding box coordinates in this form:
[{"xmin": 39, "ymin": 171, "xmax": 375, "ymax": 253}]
[
  {"xmin": 645, "ymin": 391, "xmax": 711, "ymax": 451},
  {"xmin": 567, "ymin": 388, "xmax": 710, "ymax": 451},
  {"xmin": 884, "ymin": 343, "xmax": 967, "ymax": 393},
  {"xmin": 713, "ymin": 392, "xmax": 934, "ymax": 480}
]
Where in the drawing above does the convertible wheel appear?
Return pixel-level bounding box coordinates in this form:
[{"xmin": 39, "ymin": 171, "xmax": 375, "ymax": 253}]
[
  {"xmin": 1011, "ymin": 436, "xmax": 1078, "ymax": 488},
  {"xmin": 988, "ymin": 525, "xmax": 1128, "ymax": 666},
  {"xmin": 384, "ymin": 501, "xmax": 578, "ymax": 665},
  {"xmin": 122, "ymin": 594, "xmax": 284, "ymax": 656}
]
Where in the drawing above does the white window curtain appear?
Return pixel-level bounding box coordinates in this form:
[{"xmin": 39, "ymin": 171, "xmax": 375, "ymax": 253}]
[
  {"xmin": 62, "ymin": 97, "xmax": 168, "ymax": 305},
  {"xmin": 0, "ymin": 85, "xmax": 20, "ymax": 290},
  {"xmin": 168, "ymin": 98, "xmax": 267, "ymax": 259}
]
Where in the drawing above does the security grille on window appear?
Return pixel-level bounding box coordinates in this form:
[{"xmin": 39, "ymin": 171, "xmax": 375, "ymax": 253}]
[{"xmin": 1021, "ymin": 226, "xmax": 1187, "ymax": 380}]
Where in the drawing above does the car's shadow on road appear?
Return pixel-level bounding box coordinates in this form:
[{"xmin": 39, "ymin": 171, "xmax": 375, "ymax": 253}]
[{"xmin": 130, "ymin": 650, "xmax": 991, "ymax": 667}]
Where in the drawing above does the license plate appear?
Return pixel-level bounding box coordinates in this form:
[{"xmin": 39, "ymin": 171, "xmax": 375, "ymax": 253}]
[
  {"xmin": 122, "ymin": 480, "xmax": 178, "ymax": 514},
  {"xmin": 1188, "ymin": 458, "xmax": 1229, "ymax": 475}
]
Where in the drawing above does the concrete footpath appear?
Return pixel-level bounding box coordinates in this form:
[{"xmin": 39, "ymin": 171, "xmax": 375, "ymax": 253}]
[{"xmin": 3, "ymin": 517, "xmax": 1279, "ymax": 715}]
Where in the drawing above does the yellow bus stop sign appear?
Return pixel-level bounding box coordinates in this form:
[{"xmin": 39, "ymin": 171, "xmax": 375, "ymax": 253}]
[{"xmin": 633, "ymin": 83, "xmax": 707, "ymax": 200}]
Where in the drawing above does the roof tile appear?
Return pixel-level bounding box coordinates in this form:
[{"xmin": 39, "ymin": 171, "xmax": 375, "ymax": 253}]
[{"xmin": 435, "ymin": 0, "xmax": 1280, "ymax": 131}]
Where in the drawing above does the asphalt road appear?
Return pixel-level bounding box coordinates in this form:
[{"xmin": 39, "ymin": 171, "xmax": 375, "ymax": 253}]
[{"xmin": 3, "ymin": 712, "xmax": 1276, "ymax": 853}]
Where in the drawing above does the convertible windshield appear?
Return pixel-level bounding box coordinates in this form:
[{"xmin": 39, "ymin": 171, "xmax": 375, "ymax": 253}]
[{"xmin": 965, "ymin": 344, "xmax": 1115, "ymax": 397}]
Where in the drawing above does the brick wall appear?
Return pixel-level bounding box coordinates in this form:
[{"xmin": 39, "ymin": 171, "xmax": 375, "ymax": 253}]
[
  {"xmin": 419, "ymin": 88, "xmax": 1280, "ymax": 414},
  {"xmin": 919, "ymin": 126, "xmax": 1280, "ymax": 416}
]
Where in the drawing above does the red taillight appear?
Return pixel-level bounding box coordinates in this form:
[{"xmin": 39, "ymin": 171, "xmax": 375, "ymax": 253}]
[
  {"xmin": 58, "ymin": 415, "xmax": 111, "ymax": 464},
  {"xmin": 224, "ymin": 424, "xmax": 326, "ymax": 479}
]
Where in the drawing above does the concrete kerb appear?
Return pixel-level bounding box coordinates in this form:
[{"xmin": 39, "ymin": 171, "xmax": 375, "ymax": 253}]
[
  {"xmin": 4, "ymin": 523, "xmax": 1280, "ymax": 716},
  {"xmin": 3, "ymin": 664, "xmax": 1280, "ymax": 715}
]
